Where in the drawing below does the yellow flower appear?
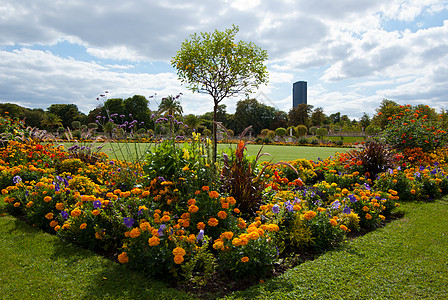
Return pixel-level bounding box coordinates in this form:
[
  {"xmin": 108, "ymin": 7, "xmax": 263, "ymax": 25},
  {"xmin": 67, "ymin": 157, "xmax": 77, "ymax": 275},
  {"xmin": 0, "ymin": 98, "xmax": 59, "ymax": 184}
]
[
  {"xmin": 13, "ymin": 202, "xmax": 20, "ymax": 207},
  {"xmin": 26, "ymin": 201, "xmax": 33, "ymax": 208},
  {"xmin": 241, "ymin": 256, "xmax": 249, "ymax": 263},
  {"xmin": 95, "ymin": 232, "xmax": 103, "ymax": 239},
  {"xmin": 365, "ymin": 213, "xmax": 372, "ymax": 220},
  {"xmin": 161, "ymin": 215, "xmax": 170, "ymax": 222},
  {"xmin": 329, "ymin": 218, "xmax": 338, "ymax": 226},
  {"xmin": 92, "ymin": 209, "xmax": 100, "ymax": 216},
  {"xmin": 118, "ymin": 252, "xmax": 129, "ymax": 264},
  {"xmin": 362, "ymin": 206, "xmax": 370, "ymax": 212},
  {"xmin": 45, "ymin": 212, "xmax": 54, "ymax": 220},
  {"xmin": 55, "ymin": 203, "xmax": 64, "ymax": 210},
  {"xmin": 197, "ymin": 222, "xmax": 206, "ymax": 230},
  {"xmin": 43, "ymin": 196, "xmax": 52, "ymax": 202},
  {"xmin": 49, "ymin": 220, "xmax": 58, "ymax": 228},
  {"xmin": 80, "ymin": 223, "xmax": 87, "ymax": 229}
]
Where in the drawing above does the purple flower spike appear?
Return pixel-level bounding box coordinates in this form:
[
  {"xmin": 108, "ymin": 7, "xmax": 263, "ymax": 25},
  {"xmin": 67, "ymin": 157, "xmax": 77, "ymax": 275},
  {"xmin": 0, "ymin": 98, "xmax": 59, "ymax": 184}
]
[{"xmin": 197, "ymin": 229, "xmax": 204, "ymax": 241}]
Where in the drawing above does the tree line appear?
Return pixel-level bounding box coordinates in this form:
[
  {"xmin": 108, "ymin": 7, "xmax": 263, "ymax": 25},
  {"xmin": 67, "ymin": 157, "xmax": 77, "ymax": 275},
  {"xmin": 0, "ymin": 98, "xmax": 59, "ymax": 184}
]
[{"xmin": 3, "ymin": 97, "xmax": 421, "ymax": 139}]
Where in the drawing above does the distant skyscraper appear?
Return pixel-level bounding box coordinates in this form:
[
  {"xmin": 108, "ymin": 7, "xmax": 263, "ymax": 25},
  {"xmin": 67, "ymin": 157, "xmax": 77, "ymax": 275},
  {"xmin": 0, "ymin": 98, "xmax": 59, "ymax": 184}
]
[{"xmin": 293, "ymin": 81, "xmax": 307, "ymax": 107}]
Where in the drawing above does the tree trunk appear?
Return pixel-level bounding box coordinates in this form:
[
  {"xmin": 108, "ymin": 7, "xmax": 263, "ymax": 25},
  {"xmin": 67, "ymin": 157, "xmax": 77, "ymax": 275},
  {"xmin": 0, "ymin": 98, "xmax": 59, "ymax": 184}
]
[{"xmin": 212, "ymin": 103, "xmax": 218, "ymax": 162}]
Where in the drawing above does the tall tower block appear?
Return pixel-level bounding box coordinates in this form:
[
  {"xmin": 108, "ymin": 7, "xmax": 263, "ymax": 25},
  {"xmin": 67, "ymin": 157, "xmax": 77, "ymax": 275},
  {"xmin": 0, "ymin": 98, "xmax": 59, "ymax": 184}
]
[{"xmin": 293, "ymin": 81, "xmax": 307, "ymax": 107}]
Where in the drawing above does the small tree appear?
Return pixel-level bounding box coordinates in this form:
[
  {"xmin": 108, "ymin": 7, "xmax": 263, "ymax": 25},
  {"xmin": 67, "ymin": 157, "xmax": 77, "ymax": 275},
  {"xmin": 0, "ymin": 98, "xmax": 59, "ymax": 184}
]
[
  {"xmin": 309, "ymin": 126, "xmax": 318, "ymax": 135},
  {"xmin": 316, "ymin": 127, "xmax": 328, "ymax": 140},
  {"xmin": 172, "ymin": 25, "xmax": 268, "ymax": 161}
]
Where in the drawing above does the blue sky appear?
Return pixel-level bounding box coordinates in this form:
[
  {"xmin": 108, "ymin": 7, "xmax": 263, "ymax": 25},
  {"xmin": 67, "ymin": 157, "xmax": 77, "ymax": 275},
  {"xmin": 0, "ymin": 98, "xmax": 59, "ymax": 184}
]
[{"xmin": 1, "ymin": 0, "xmax": 447, "ymax": 119}]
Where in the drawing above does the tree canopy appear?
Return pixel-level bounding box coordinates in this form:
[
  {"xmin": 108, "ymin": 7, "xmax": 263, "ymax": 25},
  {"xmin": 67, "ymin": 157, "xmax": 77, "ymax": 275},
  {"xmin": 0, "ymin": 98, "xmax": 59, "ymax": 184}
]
[{"xmin": 171, "ymin": 24, "xmax": 268, "ymax": 161}]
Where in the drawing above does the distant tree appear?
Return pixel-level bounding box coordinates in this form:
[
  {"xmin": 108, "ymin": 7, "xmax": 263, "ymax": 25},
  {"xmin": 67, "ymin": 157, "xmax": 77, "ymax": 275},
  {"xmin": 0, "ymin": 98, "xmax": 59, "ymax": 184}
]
[
  {"xmin": 288, "ymin": 104, "xmax": 313, "ymax": 127},
  {"xmin": 158, "ymin": 95, "xmax": 183, "ymax": 136},
  {"xmin": 47, "ymin": 104, "xmax": 83, "ymax": 128},
  {"xmin": 371, "ymin": 99, "xmax": 402, "ymax": 129},
  {"xmin": 124, "ymin": 95, "xmax": 151, "ymax": 128},
  {"xmin": 359, "ymin": 112, "xmax": 371, "ymax": 130},
  {"xmin": 232, "ymin": 98, "xmax": 276, "ymax": 135},
  {"xmin": 329, "ymin": 112, "xmax": 341, "ymax": 124},
  {"xmin": 270, "ymin": 110, "xmax": 288, "ymax": 130},
  {"xmin": 41, "ymin": 113, "xmax": 63, "ymax": 131},
  {"xmin": 102, "ymin": 98, "xmax": 125, "ymax": 118},
  {"xmin": 24, "ymin": 108, "xmax": 44, "ymax": 128},
  {"xmin": 310, "ymin": 107, "xmax": 325, "ymax": 126},
  {"xmin": 184, "ymin": 114, "xmax": 204, "ymax": 133},
  {"xmin": 0, "ymin": 103, "xmax": 25, "ymax": 119},
  {"xmin": 172, "ymin": 25, "xmax": 268, "ymax": 161}
]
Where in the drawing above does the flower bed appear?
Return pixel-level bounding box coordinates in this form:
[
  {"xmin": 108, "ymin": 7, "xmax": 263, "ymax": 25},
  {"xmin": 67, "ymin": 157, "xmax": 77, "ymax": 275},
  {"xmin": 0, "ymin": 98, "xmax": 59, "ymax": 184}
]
[{"xmin": 2, "ymin": 107, "xmax": 448, "ymax": 289}]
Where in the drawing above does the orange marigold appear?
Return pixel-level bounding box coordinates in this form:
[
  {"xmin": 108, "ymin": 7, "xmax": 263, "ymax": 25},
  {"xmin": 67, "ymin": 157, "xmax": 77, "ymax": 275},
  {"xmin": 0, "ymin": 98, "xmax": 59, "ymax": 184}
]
[
  {"xmin": 217, "ymin": 210, "xmax": 227, "ymax": 219},
  {"xmin": 208, "ymin": 218, "xmax": 219, "ymax": 227},
  {"xmin": 209, "ymin": 191, "xmax": 219, "ymax": 199},
  {"xmin": 118, "ymin": 252, "xmax": 129, "ymax": 264}
]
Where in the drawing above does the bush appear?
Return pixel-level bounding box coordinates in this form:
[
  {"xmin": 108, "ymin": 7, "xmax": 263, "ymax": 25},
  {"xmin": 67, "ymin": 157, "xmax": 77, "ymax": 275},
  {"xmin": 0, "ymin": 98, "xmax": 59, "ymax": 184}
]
[
  {"xmin": 275, "ymin": 127, "xmax": 287, "ymax": 138},
  {"xmin": 297, "ymin": 136, "xmax": 308, "ymax": 145},
  {"xmin": 309, "ymin": 126, "xmax": 317, "ymax": 135},
  {"xmin": 72, "ymin": 121, "xmax": 81, "ymax": 129},
  {"xmin": 316, "ymin": 128, "xmax": 328, "ymax": 139},
  {"xmin": 381, "ymin": 104, "xmax": 448, "ymax": 152},
  {"xmin": 287, "ymin": 126, "xmax": 298, "ymax": 137},
  {"xmin": 296, "ymin": 125, "xmax": 307, "ymax": 137}
]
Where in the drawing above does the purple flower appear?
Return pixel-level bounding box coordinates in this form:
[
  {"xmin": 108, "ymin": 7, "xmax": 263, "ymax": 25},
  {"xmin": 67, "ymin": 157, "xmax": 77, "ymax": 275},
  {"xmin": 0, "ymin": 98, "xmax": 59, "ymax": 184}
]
[
  {"xmin": 364, "ymin": 183, "xmax": 371, "ymax": 190},
  {"xmin": 272, "ymin": 204, "xmax": 280, "ymax": 214},
  {"xmin": 348, "ymin": 194, "xmax": 357, "ymax": 203},
  {"xmin": 343, "ymin": 205, "xmax": 351, "ymax": 214},
  {"xmin": 54, "ymin": 182, "xmax": 60, "ymax": 192},
  {"xmin": 61, "ymin": 211, "xmax": 69, "ymax": 220},
  {"xmin": 197, "ymin": 229, "xmax": 205, "ymax": 241},
  {"xmin": 123, "ymin": 217, "xmax": 135, "ymax": 228},
  {"xmin": 331, "ymin": 200, "xmax": 341, "ymax": 210},
  {"xmin": 93, "ymin": 200, "xmax": 102, "ymax": 209},
  {"xmin": 431, "ymin": 168, "xmax": 437, "ymax": 175},
  {"xmin": 158, "ymin": 176, "xmax": 166, "ymax": 182},
  {"xmin": 13, "ymin": 175, "xmax": 22, "ymax": 184},
  {"xmin": 414, "ymin": 172, "xmax": 421, "ymax": 178},
  {"xmin": 158, "ymin": 224, "xmax": 166, "ymax": 237},
  {"xmin": 285, "ymin": 201, "xmax": 293, "ymax": 212}
]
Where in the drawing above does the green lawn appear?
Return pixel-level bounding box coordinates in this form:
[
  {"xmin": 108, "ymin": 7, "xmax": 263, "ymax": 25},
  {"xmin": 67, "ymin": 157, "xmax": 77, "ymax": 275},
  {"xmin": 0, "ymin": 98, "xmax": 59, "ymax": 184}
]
[
  {"xmin": 59, "ymin": 141, "xmax": 351, "ymax": 163},
  {"xmin": 2, "ymin": 198, "xmax": 447, "ymax": 299}
]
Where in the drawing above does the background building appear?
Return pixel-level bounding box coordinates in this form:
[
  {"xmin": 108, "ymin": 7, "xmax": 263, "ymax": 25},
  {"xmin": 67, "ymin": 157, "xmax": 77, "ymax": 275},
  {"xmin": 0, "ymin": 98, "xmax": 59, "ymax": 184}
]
[{"xmin": 293, "ymin": 81, "xmax": 307, "ymax": 107}]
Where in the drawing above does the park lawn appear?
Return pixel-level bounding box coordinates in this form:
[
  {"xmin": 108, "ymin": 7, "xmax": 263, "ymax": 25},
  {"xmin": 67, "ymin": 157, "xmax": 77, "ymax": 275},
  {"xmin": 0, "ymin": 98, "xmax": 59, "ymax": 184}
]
[
  {"xmin": 58, "ymin": 141, "xmax": 351, "ymax": 163},
  {"xmin": 1, "ymin": 197, "xmax": 447, "ymax": 299}
]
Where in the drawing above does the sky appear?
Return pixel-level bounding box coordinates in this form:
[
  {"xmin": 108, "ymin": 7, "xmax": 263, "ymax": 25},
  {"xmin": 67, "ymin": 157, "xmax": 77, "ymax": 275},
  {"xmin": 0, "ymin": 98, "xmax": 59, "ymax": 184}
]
[{"xmin": 1, "ymin": 0, "xmax": 447, "ymax": 120}]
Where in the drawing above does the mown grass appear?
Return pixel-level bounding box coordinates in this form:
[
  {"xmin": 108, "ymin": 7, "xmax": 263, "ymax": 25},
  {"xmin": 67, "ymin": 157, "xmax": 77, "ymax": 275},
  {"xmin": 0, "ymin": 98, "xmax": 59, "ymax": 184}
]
[
  {"xmin": 1, "ymin": 198, "xmax": 447, "ymax": 299},
  {"xmin": 59, "ymin": 141, "xmax": 351, "ymax": 163}
]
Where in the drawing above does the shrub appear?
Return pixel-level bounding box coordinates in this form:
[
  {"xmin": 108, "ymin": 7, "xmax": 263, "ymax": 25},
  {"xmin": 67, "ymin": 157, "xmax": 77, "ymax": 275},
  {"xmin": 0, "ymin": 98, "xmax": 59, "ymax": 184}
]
[
  {"xmin": 296, "ymin": 125, "xmax": 307, "ymax": 137},
  {"xmin": 275, "ymin": 127, "xmax": 287, "ymax": 138},
  {"xmin": 72, "ymin": 121, "xmax": 81, "ymax": 129},
  {"xmin": 381, "ymin": 104, "xmax": 448, "ymax": 152},
  {"xmin": 287, "ymin": 126, "xmax": 298, "ymax": 137},
  {"xmin": 297, "ymin": 136, "xmax": 308, "ymax": 145},
  {"xmin": 316, "ymin": 128, "xmax": 328, "ymax": 139},
  {"xmin": 309, "ymin": 126, "xmax": 317, "ymax": 135}
]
